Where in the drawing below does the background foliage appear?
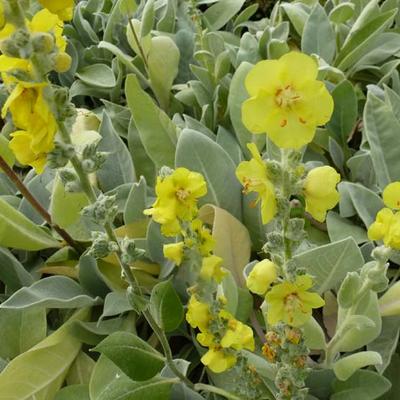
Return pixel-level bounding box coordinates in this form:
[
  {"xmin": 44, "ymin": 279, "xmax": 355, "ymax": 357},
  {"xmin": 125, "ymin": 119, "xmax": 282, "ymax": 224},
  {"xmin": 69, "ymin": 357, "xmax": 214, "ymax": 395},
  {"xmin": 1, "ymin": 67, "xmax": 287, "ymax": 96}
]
[{"xmin": 1, "ymin": 0, "xmax": 400, "ymax": 399}]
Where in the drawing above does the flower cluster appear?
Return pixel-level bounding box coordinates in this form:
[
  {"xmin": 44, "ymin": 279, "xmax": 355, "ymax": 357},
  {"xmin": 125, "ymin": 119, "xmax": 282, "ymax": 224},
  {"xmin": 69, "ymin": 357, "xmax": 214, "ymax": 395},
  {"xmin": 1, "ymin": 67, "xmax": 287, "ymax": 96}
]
[
  {"xmin": 368, "ymin": 182, "xmax": 400, "ymax": 249},
  {"xmin": 236, "ymin": 146, "xmax": 340, "ymax": 225},
  {"xmin": 145, "ymin": 167, "xmax": 255, "ymax": 374},
  {"xmin": 238, "ymin": 51, "xmax": 336, "ymax": 399},
  {"xmin": 0, "ymin": 1, "xmax": 73, "ymax": 173},
  {"xmin": 144, "ymin": 167, "xmax": 207, "ymax": 236},
  {"xmin": 247, "ymin": 261, "xmax": 324, "ymax": 327},
  {"xmin": 186, "ymin": 296, "xmax": 254, "ymax": 373}
]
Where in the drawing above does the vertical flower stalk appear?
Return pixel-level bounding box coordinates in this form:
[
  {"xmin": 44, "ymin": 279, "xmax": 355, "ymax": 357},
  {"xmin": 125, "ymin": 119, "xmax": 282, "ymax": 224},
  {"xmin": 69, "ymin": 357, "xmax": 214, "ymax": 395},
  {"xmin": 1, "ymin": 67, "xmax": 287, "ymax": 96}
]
[
  {"xmin": 145, "ymin": 167, "xmax": 267, "ymax": 399},
  {"xmin": 237, "ymin": 51, "xmax": 338, "ymax": 399}
]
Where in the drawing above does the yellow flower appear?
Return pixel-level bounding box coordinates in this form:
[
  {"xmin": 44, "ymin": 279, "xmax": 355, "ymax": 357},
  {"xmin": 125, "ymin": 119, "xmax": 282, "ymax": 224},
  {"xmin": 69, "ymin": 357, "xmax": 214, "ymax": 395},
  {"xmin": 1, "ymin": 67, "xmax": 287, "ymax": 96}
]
[
  {"xmin": 2, "ymin": 82, "xmax": 57, "ymax": 173},
  {"xmin": 220, "ymin": 319, "xmax": 255, "ymax": 351},
  {"xmin": 200, "ymin": 255, "xmax": 226, "ymax": 283},
  {"xmin": 163, "ymin": 242, "xmax": 184, "ymax": 266},
  {"xmin": 38, "ymin": 0, "xmax": 74, "ymax": 21},
  {"xmin": 186, "ymin": 295, "xmax": 211, "ymax": 331},
  {"xmin": 242, "ymin": 52, "xmax": 334, "ymax": 149},
  {"xmin": 246, "ymin": 259, "xmax": 277, "ymax": 295},
  {"xmin": 0, "ymin": 9, "xmax": 66, "ymax": 83},
  {"xmin": 197, "ymin": 330, "xmax": 215, "ymax": 347},
  {"xmin": 265, "ymin": 275, "xmax": 325, "ymax": 327},
  {"xmin": 368, "ymin": 208, "xmax": 393, "ymax": 243},
  {"xmin": 383, "ymin": 182, "xmax": 400, "ymax": 210},
  {"xmin": 236, "ymin": 143, "xmax": 277, "ymax": 224},
  {"xmin": 29, "ymin": 9, "xmax": 66, "ymax": 52},
  {"xmin": 369, "ymin": 208, "xmax": 400, "ymax": 250},
  {"xmin": 201, "ymin": 348, "xmax": 237, "ymax": 373},
  {"xmin": 190, "ymin": 218, "xmax": 215, "ymax": 256},
  {"xmin": 303, "ymin": 166, "xmax": 340, "ymax": 222},
  {"xmin": 8, "ymin": 131, "xmax": 47, "ymax": 173},
  {"xmin": 144, "ymin": 168, "xmax": 207, "ymax": 237}
]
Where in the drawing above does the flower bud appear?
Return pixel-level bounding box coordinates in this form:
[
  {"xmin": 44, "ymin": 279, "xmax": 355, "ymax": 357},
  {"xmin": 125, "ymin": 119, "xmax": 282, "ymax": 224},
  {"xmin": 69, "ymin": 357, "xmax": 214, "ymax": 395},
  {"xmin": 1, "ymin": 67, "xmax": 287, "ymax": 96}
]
[
  {"xmin": 246, "ymin": 259, "xmax": 277, "ymax": 295},
  {"xmin": 337, "ymin": 272, "xmax": 361, "ymax": 309},
  {"xmin": 0, "ymin": 39, "xmax": 20, "ymax": 58},
  {"xmin": 379, "ymin": 281, "xmax": 400, "ymax": 316},
  {"xmin": 53, "ymin": 52, "xmax": 72, "ymax": 73},
  {"xmin": 32, "ymin": 32, "xmax": 55, "ymax": 53}
]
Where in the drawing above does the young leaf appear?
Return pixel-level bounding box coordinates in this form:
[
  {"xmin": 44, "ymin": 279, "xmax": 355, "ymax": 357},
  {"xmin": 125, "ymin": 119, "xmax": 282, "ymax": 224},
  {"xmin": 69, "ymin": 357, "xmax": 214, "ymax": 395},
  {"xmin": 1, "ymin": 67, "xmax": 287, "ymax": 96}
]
[
  {"xmin": 333, "ymin": 351, "xmax": 383, "ymax": 381},
  {"xmin": 302, "ymin": 3, "xmax": 336, "ymax": 63},
  {"xmin": 97, "ymin": 112, "xmax": 136, "ymax": 192},
  {"xmin": 76, "ymin": 64, "xmax": 116, "ymax": 88},
  {"xmin": 149, "ymin": 280, "xmax": 184, "ymax": 332},
  {"xmin": 364, "ymin": 91, "xmax": 400, "ymax": 189},
  {"xmin": 125, "ymin": 74, "xmax": 176, "ymax": 169},
  {"xmin": 203, "ymin": 0, "xmax": 246, "ymax": 31}
]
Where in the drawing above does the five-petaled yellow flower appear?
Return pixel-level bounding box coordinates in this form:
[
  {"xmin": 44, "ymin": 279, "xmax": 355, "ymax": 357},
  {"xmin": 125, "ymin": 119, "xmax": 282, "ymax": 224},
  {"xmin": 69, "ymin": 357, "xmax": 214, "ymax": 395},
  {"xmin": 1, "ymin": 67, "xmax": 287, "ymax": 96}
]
[
  {"xmin": 242, "ymin": 52, "xmax": 334, "ymax": 149},
  {"xmin": 236, "ymin": 143, "xmax": 277, "ymax": 224},
  {"xmin": 303, "ymin": 166, "xmax": 341, "ymax": 222},
  {"xmin": 144, "ymin": 168, "xmax": 207, "ymax": 236},
  {"xmin": 38, "ymin": 0, "xmax": 75, "ymax": 21},
  {"xmin": 246, "ymin": 259, "xmax": 277, "ymax": 295},
  {"xmin": 265, "ymin": 275, "xmax": 325, "ymax": 327}
]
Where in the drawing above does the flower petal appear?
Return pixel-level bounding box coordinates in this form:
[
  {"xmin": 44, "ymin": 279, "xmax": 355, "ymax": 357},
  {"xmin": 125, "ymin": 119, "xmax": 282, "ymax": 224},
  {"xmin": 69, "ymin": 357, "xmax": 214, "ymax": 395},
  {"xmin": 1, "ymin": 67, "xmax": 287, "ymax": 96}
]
[
  {"xmin": 383, "ymin": 182, "xmax": 400, "ymax": 209},
  {"xmin": 245, "ymin": 60, "xmax": 282, "ymax": 97},
  {"xmin": 242, "ymin": 92, "xmax": 276, "ymax": 134},
  {"xmin": 280, "ymin": 52, "xmax": 318, "ymax": 86},
  {"xmin": 265, "ymin": 110, "xmax": 316, "ymax": 149}
]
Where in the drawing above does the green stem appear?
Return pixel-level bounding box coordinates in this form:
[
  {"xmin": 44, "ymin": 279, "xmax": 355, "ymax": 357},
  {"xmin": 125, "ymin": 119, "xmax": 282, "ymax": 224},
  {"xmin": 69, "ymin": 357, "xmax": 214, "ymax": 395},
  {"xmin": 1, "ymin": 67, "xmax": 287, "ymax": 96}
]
[
  {"xmin": 324, "ymin": 281, "xmax": 371, "ymax": 366},
  {"xmin": 280, "ymin": 148, "xmax": 292, "ymax": 275},
  {"xmin": 127, "ymin": 17, "xmax": 149, "ymax": 70},
  {"xmin": 145, "ymin": 310, "xmax": 195, "ymax": 388},
  {"xmin": 194, "ymin": 383, "xmax": 243, "ymax": 400},
  {"xmin": 57, "ymin": 123, "xmax": 97, "ymax": 203}
]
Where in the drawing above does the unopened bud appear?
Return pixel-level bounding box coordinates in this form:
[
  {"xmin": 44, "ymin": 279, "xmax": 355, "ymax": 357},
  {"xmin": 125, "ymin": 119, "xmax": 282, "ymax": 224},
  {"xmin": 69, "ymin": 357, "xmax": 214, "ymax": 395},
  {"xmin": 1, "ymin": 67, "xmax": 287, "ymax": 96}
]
[
  {"xmin": 0, "ymin": 39, "xmax": 20, "ymax": 58},
  {"xmin": 53, "ymin": 52, "xmax": 72, "ymax": 73},
  {"xmin": 32, "ymin": 32, "xmax": 54, "ymax": 53}
]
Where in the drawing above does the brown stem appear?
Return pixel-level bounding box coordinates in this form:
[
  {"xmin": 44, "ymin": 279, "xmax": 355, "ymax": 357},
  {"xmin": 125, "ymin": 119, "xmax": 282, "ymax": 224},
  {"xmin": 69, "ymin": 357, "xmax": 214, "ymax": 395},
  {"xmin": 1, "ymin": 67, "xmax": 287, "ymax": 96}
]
[{"xmin": 0, "ymin": 155, "xmax": 83, "ymax": 253}]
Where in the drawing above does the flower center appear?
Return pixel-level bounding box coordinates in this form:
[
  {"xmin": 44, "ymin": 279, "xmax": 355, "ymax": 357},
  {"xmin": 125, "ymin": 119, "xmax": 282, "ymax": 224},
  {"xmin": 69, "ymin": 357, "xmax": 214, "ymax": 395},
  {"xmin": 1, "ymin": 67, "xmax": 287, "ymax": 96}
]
[
  {"xmin": 283, "ymin": 293, "xmax": 301, "ymax": 313},
  {"xmin": 176, "ymin": 188, "xmax": 190, "ymax": 201},
  {"xmin": 275, "ymin": 85, "xmax": 300, "ymax": 109}
]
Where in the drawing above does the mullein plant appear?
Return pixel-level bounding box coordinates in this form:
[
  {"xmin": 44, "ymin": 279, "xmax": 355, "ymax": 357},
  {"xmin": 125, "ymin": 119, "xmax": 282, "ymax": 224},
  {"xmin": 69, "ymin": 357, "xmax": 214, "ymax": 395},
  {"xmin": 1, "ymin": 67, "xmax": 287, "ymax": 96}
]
[
  {"xmin": 144, "ymin": 51, "xmax": 339, "ymax": 399},
  {"xmin": 1, "ymin": 2, "xmax": 398, "ymax": 399}
]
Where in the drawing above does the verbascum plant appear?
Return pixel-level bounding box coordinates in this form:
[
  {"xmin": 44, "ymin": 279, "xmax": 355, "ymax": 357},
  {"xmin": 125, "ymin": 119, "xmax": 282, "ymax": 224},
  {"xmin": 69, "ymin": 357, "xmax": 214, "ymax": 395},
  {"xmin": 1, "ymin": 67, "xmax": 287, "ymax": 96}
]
[{"xmin": 0, "ymin": 1, "xmax": 399, "ymax": 400}]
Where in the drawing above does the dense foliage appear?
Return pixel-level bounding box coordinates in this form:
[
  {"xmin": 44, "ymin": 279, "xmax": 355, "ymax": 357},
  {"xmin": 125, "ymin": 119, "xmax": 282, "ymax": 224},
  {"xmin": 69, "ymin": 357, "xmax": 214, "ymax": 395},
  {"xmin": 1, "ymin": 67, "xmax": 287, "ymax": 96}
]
[{"xmin": 0, "ymin": 0, "xmax": 400, "ymax": 399}]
